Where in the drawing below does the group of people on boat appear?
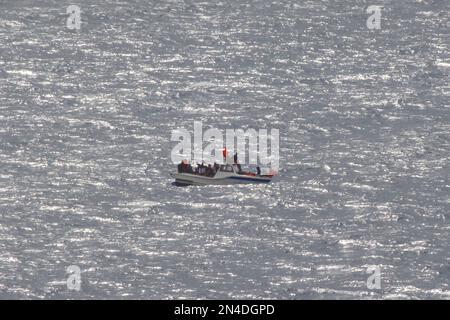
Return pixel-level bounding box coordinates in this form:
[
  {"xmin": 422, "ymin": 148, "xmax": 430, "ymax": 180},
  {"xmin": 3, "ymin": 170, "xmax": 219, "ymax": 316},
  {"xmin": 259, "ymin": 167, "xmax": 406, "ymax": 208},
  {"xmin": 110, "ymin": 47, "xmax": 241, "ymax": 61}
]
[
  {"xmin": 177, "ymin": 149, "xmax": 242, "ymax": 176},
  {"xmin": 177, "ymin": 161, "xmax": 219, "ymax": 177},
  {"xmin": 177, "ymin": 149, "xmax": 262, "ymax": 177},
  {"xmin": 178, "ymin": 160, "xmax": 220, "ymax": 177}
]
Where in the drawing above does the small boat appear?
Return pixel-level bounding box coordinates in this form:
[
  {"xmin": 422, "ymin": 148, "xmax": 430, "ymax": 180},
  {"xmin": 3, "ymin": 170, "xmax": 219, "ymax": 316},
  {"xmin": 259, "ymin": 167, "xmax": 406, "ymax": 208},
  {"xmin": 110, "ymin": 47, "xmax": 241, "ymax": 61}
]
[{"xmin": 171, "ymin": 164, "xmax": 274, "ymax": 186}]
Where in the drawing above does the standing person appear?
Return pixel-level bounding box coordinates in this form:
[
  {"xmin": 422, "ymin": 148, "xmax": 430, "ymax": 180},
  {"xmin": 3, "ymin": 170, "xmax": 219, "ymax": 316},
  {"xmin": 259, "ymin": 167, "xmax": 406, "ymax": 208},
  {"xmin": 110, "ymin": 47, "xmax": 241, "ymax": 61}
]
[
  {"xmin": 233, "ymin": 152, "xmax": 242, "ymax": 172},
  {"xmin": 256, "ymin": 166, "xmax": 261, "ymax": 175},
  {"xmin": 198, "ymin": 162, "xmax": 204, "ymax": 175},
  {"xmin": 207, "ymin": 164, "xmax": 213, "ymax": 176}
]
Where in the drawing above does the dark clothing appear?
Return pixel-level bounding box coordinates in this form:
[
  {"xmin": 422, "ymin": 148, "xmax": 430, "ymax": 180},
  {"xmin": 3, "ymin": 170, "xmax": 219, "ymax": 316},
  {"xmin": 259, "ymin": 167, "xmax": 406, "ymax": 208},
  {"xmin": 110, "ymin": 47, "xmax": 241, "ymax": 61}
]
[
  {"xmin": 256, "ymin": 166, "xmax": 261, "ymax": 175},
  {"xmin": 179, "ymin": 161, "xmax": 193, "ymax": 173}
]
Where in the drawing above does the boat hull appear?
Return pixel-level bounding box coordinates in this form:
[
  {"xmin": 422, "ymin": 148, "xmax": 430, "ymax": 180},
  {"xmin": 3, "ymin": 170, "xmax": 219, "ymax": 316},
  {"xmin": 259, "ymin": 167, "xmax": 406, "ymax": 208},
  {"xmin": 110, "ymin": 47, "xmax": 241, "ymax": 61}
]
[{"xmin": 172, "ymin": 173, "xmax": 272, "ymax": 186}]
